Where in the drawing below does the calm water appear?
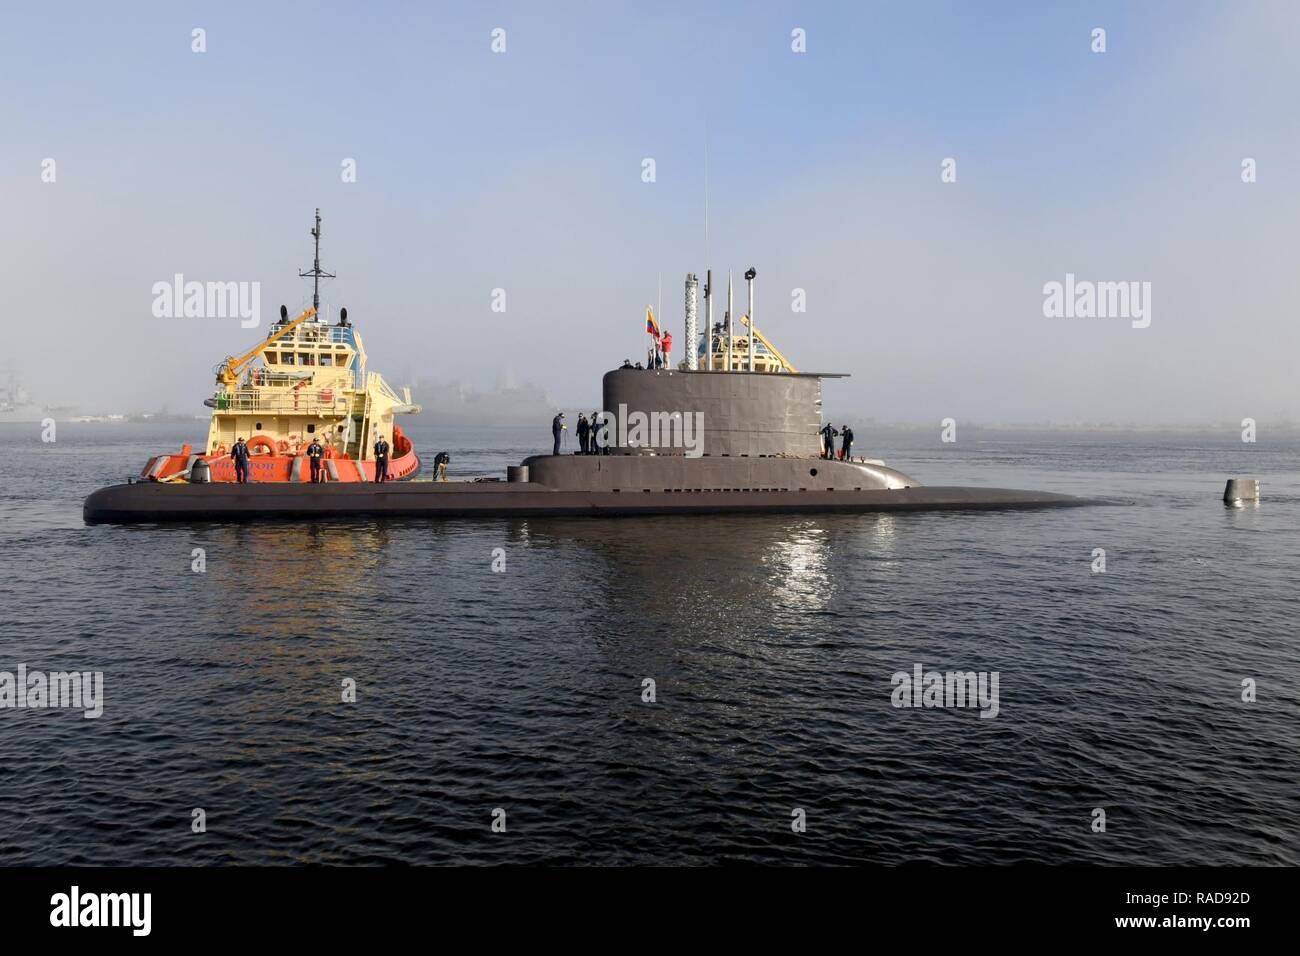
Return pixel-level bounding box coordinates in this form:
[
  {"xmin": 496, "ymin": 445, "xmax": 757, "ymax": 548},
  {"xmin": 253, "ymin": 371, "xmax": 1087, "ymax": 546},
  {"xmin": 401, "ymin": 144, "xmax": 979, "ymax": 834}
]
[{"xmin": 0, "ymin": 421, "xmax": 1297, "ymax": 865}]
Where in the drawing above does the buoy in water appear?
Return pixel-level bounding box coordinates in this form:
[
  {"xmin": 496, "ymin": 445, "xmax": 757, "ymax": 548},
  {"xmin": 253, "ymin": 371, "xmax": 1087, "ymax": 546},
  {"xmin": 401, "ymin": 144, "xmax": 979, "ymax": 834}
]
[{"xmin": 1223, "ymin": 478, "xmax": 1259, "ymax": 503}]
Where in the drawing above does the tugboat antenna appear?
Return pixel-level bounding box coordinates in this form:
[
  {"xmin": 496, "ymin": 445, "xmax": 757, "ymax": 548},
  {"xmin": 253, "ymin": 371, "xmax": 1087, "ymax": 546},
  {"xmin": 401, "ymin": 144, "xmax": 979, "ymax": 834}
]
[{"xmin": 298, "ymin": 207, "xmax": 335, "ymax": 322}]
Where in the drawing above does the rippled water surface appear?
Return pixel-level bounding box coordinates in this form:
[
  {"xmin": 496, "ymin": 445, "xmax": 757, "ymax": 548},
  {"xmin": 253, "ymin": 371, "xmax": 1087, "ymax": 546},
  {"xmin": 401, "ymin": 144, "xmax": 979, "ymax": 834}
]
[{"xmin": 1, "ymin": 422, "xmax": 1297, "ymax": 865}]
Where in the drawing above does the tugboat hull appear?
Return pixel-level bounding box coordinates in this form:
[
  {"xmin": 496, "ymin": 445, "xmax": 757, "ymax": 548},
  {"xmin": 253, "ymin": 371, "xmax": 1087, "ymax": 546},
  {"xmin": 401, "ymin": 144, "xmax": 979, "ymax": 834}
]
[
  {"xmin": 140, "ymin": 443, "xmax": 421, "ymax": 483},
  {"xmin": 84, "ymin": 480, "xmax": 1089, "ymax": 523}
]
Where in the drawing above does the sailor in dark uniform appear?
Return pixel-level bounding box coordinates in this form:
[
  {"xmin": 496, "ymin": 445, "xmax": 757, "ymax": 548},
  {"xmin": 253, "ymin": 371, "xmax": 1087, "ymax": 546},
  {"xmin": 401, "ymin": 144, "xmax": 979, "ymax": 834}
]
[
  {"xmin": 373, "ymin": 434, "xmax": 390, "ymax": 483},
  {"xmin": 306, "ymin": 437, "xmax": 324, "ymax": 482},
  {"xmin": 840, "ymin": 425, "xmax": 854, "ymax": 461},
  {"xmin": 231, "ymin": 437, "xmax": 250, "ymax": 483},
  {"xmin": 552, "ymin": 412, "xmax": 565, "ymax": 455},
  {"xmin": 576, "ymin": 414, "xmax": 590, "ymax": 454},
  {"xmin": 434, "ymin": 450, "xmax": 450, "ymax": 481},
  {"xmin": 820, "ymin": 423, "xmax": 838, "ymax": 460},
  {"xmin": 589, "ymin": 411, "xmax": 602, "ymax": 455}
]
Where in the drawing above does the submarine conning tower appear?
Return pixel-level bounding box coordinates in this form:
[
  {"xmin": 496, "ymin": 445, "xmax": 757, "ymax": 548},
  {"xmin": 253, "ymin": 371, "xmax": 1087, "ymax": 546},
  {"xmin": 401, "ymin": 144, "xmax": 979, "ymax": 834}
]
[
  {"xmin": 520, "ymin": 267, "xmax": 918, "ymax": 493},
  {"xmin": 603, "ymin": 367, "xmax": 825, "ymax": 456},
  {"xmin": 520, "ymin": 367, "xmax": 918, "ymax": 493}
]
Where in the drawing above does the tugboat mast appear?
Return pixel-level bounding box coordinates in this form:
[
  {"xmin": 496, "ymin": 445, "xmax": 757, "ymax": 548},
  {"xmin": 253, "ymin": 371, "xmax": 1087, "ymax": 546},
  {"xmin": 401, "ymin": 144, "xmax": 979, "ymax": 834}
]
[{"xmin": 298, "ymin": 207, "xmax": 335, "ymax": 322}]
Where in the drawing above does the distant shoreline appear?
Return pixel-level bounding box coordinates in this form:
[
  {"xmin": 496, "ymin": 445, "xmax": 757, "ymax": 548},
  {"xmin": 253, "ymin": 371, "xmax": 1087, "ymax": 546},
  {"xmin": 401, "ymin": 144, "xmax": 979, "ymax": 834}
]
[{"xmin": 0, "ymin": 417, "xmax": 1294, "ymax": 436}]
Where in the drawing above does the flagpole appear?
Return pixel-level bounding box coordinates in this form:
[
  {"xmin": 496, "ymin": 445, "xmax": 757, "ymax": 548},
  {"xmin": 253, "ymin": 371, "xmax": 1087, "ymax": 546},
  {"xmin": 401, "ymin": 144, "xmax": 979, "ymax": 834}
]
[
  {"xmin": 726, "ymin": 270, "xmax": 734, "ymax": 372},
  {"xmin": 646, "ymin": 304, "xmax": 659, "ymax": 367}
]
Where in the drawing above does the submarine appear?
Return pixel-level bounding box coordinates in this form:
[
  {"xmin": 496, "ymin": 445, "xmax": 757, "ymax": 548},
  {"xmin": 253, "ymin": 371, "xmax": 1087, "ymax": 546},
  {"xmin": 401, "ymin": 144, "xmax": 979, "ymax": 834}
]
[{"xmin": 83, "ymin": 263, "xmax": 1089, "ymax": 523}]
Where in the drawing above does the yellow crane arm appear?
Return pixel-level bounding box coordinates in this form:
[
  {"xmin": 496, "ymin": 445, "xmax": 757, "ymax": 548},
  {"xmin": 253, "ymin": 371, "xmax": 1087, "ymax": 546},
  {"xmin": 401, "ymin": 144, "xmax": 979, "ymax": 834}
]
[
  {"xmin": 740, "ymin": 315, "xmax": 798, "ymax": 373},
  {"xmin": 216, "ymin": 308, "xmax": 316, "ymax": 386}
]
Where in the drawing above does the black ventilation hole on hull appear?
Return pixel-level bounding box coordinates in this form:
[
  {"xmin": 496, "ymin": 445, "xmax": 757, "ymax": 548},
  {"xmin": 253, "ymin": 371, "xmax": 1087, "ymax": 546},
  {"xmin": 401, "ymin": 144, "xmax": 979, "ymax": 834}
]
[{"xmin": 810, "ymin": 468, "xmax": 818, "ymax": 477}]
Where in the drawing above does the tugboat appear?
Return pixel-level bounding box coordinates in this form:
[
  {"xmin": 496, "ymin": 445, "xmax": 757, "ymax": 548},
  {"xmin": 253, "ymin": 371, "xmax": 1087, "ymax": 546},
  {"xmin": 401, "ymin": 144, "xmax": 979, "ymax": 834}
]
[
  {"xmin": 85, "ymin": 266, "xmax": 1090, "ymax": 521},
  {"xmin": 138, "ymin": 210, "xmax": 421, "ymax": 484}
]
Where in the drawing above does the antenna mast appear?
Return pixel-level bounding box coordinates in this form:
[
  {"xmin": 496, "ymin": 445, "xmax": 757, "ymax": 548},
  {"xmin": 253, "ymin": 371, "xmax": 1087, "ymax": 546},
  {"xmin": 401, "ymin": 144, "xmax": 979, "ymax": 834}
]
[
  {"xmin": 704, "ymin": 118, "xmax": 710, "ymax": 269},
  {"xmin": 298, "ymin": 207, "xmax": 335, "ymax": 320}
]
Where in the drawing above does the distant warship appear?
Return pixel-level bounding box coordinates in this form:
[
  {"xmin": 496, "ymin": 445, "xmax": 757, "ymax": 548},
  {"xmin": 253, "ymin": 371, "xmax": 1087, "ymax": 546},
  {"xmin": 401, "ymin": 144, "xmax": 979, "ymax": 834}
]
[
  {"xmin": 85, "ymin": 265, "xmax": 1085, "ymax": 521},
  {"xmin": 0, "ymin": 372, "xmax": 43, "ymax": 423}
]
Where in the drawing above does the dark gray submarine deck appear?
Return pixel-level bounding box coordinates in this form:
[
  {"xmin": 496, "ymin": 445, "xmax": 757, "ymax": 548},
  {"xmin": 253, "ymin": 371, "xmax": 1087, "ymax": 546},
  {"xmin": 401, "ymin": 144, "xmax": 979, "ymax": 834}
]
[
  {"xmin": 86, "ymin": 368, "xmax": 1096, "ymax": 523},
  {"xmin": 84, "ymin": 479, "xmax": 1088, "ymax": 523}
]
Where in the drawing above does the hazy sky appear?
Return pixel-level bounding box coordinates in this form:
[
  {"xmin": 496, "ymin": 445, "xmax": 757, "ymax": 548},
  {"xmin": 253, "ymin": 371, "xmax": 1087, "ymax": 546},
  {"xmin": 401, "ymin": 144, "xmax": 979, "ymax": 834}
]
[{"xmin": 5, "ymin": 0, "xmax": 1299, "ymax": 424}]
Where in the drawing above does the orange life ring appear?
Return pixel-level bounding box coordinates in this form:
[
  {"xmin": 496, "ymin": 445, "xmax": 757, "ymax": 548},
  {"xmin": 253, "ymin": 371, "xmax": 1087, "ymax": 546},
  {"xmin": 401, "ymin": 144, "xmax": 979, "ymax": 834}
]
[
  {"xmin": 246, "ymin": 435, "xmax": 278, "ymax": 456},
  {"xmin": 215, "ymin": 444, "xmax": 227, "ymax": 457},
  {"xmin": 276, "ymin": 440, "xmax": 290, "ymax": 454}
]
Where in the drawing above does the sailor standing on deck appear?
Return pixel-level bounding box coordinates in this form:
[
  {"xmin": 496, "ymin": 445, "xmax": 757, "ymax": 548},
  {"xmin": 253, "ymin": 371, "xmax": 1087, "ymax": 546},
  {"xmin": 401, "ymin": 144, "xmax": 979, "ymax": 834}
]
[
  {"xmin": 576, "ymin": 414, "xmax": 590, "ymax": 454},
  {"xmin": 552, "ymin": 412, "xmax": 566, "ymax": 455},
  {"xmin": 840, "ymin": 425, "xmax": 854, "ymax": 461},
  {"xmin": 820, "ymin": 423, "xmax": 838, "ymax": 460},
  {"xmin": 306, "ymin": 437, "xmax": 324, "ymax": 482},
  {"xmin": 232, "ymin": 437, "xmax": 250, "ymax": 483},
  {"xmin": 373, "ymin": 434, "xmax": 390, "ymax": 483},
  {"xmin": 590, "ymin": 411, "xmax": 602, "ymax": 455}
]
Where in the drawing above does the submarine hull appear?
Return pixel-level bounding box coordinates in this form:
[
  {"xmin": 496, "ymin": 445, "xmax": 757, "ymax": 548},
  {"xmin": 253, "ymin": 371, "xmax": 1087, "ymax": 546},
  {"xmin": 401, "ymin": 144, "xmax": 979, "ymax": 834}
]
[{"xmin": 84, "ymin": 479, "xmax": 1088, "ymax": 523}]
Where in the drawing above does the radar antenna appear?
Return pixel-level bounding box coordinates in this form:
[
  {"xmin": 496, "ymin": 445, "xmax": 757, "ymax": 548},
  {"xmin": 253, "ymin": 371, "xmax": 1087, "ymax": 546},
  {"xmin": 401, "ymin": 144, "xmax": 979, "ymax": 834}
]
[{"xmin": 298, "ymin": 208, "xmax": 335, "ymax": 321}]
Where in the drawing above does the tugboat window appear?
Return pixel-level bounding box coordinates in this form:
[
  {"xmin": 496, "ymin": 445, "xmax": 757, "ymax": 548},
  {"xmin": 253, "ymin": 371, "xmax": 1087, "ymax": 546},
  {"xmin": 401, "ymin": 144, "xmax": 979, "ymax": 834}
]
[{"xmin": 306, "ymin": 424, "xmax": 316, "ymax": 433}]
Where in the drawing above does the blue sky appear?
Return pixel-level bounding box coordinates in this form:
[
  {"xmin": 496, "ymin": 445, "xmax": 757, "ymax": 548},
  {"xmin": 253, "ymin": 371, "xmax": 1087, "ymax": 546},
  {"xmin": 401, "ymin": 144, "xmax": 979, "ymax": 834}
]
[{"xmin": 4, "ymin": 1, "xmax": 1299, "ymax": 423}]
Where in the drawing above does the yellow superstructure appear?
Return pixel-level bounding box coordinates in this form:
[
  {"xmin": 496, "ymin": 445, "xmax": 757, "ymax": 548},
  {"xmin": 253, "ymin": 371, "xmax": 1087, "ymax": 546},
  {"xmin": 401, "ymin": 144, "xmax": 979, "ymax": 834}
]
[
  {"xmin": 699, "ymin": 315, "xmax": 796, "ymax": 373},
  {"xmin": 204, "ymin": 307, "xmax": 420, "ymax": 460}
]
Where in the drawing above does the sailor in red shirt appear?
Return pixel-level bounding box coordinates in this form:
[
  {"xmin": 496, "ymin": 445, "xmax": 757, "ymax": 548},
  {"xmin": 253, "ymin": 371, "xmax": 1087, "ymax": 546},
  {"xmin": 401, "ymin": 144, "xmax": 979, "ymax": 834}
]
[{"xmin": 660, "ymin": 330, "xmax": 672, "ymax": 368}]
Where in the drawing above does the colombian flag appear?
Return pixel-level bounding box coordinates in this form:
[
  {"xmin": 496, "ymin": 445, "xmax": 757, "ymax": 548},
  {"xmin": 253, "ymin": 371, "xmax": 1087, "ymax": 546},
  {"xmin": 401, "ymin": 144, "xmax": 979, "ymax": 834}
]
[{"xmin": 646, "ymin": 307, "xmax": 660, "ymax": 339}]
